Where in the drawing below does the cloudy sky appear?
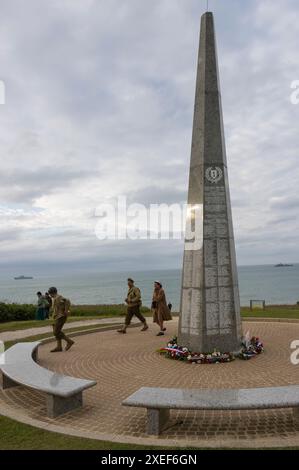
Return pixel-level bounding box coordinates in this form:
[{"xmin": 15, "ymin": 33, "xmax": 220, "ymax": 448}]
[{"xmin": 0, "ymin": 0, "xmax": 299, "ymax": 275}]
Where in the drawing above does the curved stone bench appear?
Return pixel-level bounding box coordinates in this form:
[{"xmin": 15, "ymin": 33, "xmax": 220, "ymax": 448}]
[
  {"xmin": 123, "ymin": 386, "xmax": 299, "ymax": 435},
  {"xmin": 0, "ymin": 342, "xmax": 96, "ymax": 418}
]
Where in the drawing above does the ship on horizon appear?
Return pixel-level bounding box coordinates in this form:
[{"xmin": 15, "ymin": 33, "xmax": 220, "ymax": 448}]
[
  {"xmin": 274, "ymin": 263, "xmax": 294, "ymax": 267},
  {"xmin": 14, "ymin": 275, "xmax": 34, "ymax": 280}
]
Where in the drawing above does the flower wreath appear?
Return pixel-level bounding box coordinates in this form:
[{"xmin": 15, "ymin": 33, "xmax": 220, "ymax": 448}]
[{"xmin": 157, "ymin": 336, "xmax": 264, "ymax": 364}]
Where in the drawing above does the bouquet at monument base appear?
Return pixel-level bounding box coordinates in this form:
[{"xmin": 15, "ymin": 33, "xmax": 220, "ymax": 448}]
[
  {"xmin": 157, "ymin": 337, "xmax": 235, "ymax": 364},
  {"xmin": 238, "ymin": 335, "xmax": 264, "ymax": 360},
  {"xmin": 157, "ymin": 335, "xmax": 264, "ymax": 364}
]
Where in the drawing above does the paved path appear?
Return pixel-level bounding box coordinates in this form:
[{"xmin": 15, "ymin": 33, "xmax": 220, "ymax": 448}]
[
  {"xmin": 0, "ymin": 317, "xmax": 132, "ymax": 342},
  {"xmin": 1, "ymin": 318, "xmax": 299, "ymax": 448}
]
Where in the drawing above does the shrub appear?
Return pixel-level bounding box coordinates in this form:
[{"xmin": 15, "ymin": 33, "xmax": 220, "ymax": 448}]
[
  {"xmin": 71, "ymin": 304, "xmax": 150, "ymax": 317},
  {"xmin": 0, "ymin": 303, "xmax": 36, "ymax": 323},
  {"xmin": 0, "ymin": 303, "xmax": 151, "ymax": 322}
]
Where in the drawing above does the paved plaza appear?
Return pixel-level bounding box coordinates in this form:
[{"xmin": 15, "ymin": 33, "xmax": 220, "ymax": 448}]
[{"xmin": 1, "ymin": 318, "xmax": 299, "ymax": 448}]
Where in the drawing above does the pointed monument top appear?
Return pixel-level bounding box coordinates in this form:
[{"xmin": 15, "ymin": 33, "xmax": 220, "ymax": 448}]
[
  {"xmin": 201, "ymin": 11, "xmax": 214, "ymax": 22},
  {"xmin": 205, "ymin": 0, "xmax": 212, "ymax": 14}
]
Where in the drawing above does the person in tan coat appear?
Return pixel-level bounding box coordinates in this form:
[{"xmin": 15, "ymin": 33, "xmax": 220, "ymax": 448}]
[
  {"xmin": 152, "ymin": 281, "xmax": 172, "ymax": 336},
  {"xmin": 48, "ymin": 287, "xmax": 74, "ymax": 352}
]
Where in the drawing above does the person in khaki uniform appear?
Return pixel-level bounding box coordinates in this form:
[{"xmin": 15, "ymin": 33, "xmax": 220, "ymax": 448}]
[
  {"xmin": 117, "ymin": 278, "xmax": 148, "ymax": 334},
  {"xmin": 48, "ymin": 287, "xmax": 74, "ymax": 352}
]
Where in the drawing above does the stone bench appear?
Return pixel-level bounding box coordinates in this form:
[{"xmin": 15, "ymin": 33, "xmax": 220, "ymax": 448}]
[
  {"xmin": 0, "ymin": 342, "xmax": 97, "ymax": 418},
  {"xmin": 122, "ymin": 386, "xmax": 299, "ymax": 435}
]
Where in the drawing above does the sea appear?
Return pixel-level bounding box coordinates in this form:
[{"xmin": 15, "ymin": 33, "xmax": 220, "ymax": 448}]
[{"xmin": 0, "ymin": 265, "xmax": 298, "ymax": 309}]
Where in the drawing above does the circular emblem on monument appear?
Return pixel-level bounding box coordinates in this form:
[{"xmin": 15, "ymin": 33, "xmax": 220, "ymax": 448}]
[{"xmin": 205, "ymin": 166, "xmax": 223, "ymax": 184}]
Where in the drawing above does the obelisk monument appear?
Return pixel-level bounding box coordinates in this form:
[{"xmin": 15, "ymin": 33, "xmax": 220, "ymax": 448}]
[{"xmin": 178, "ymin": 12, "xmax": 242, "ymax": 352}]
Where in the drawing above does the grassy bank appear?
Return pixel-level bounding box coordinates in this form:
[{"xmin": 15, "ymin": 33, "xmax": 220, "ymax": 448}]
[
  {"xmin": 3, "ymin": 323, "xmax": 122, "ymax": 350},
  {"xmin": 0, "ymin": 316, "xmax": 113, "ymax": 333},
  {"xmin": 241, "ymin": 305, "xmax": 299, "ymax": 319},
  {"xmin": 0, "ymin": 415, "xmax": 159, "ymax": 450},
  {"xmin": 0, "ymin": 302, "xmax": 150, "ymax": 324}
]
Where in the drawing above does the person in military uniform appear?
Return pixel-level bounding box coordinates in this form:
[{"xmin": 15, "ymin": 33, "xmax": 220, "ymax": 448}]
[
  {"xmin": 117, "ymin": 278, "xmax": 148, "ymax": 334},
  {"xmin": 48, "ymin": 286, "xmax": 74, "ymax": 352}
]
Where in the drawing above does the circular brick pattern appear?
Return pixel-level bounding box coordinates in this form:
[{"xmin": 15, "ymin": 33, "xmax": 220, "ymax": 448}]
[{"xmin": 1, "ymin": 319, "xmax": 299, "ymax": 447}]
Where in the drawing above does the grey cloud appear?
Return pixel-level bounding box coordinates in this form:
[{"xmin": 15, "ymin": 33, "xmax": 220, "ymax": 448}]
[
  {"xmin": 0, "ymin": 0, "xmax": 299, "ymax": 271},
  {"xmin": 269, "ymin": 197, "xmax": 299, "ymax": 211},
  {"xmin": 128, "ymin": 186, "xmax": 187, "ymax": 206},
  {"xmin": 0, "ymin": 228, "xmax": 21, "ymax": 242},
  {"xmin": 267, "ymin": 215, "xmax": 295, "ymax": 226},
  {"xmin": 0, "ymin": 166, "xmax": 92, "ymax": 203}
]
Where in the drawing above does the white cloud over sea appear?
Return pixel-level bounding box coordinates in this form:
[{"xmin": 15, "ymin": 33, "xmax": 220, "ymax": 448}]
[{"xmin": 0, "ymin": 0, "xmax": 299, "ymax": 274}]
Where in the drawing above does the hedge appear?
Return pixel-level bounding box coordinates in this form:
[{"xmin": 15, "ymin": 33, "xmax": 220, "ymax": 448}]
[
  {"xmin": 0, "ymin": 303, "xmax": 151, "ymax": 322},
  {"xmin": 0, "ymin": 303, "xmax": 36, "ymax": 322},
  {"xmin": 71, "ymin": 304, "xmax": 150, "ymax": 317}
]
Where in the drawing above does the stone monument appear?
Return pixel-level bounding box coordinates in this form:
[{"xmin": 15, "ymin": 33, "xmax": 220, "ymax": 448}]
[{"xmin": 178, "ymin": 12, "xmax": 242, "ymax": 352}]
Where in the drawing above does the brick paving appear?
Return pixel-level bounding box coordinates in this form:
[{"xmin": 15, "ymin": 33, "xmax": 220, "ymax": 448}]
[{"xmin": 1, "ymin": 318, "xmax": 299, "ymax": 448}]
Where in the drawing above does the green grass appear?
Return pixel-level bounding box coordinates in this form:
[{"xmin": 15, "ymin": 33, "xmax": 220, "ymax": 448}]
[
  {"xmin": 0, "ymin": 316, "xmax": 109, "ymax": 333},
  {"xmin": 241, "ymin": 305, "xmax": 299, "ymax": 319},
  {"xmin": 0, "ymin": 415, "xmax": 298, "ymax": 450},
  {"xmin": 3, "ymin": 323, "xmax": 120, "ymax": 350},
  {"xmin": 0, "ymin": 415, "xmax": 160, "ymax": 450}
]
